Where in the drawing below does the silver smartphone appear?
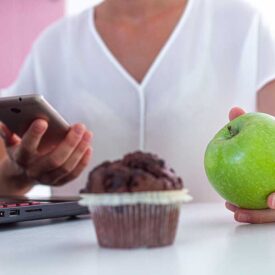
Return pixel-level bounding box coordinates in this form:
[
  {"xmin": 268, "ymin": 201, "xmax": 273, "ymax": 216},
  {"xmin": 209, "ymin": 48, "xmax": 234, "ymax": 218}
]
[{"xmin": 0, "ymin": 94, "xmax": 70, "ymax": 150}]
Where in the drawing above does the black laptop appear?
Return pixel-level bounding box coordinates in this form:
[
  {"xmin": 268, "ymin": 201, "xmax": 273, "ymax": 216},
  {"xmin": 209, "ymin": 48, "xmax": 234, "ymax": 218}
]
[{"xmin": 0, "ymin": 196, "xmax": 89, "ymax": 224}]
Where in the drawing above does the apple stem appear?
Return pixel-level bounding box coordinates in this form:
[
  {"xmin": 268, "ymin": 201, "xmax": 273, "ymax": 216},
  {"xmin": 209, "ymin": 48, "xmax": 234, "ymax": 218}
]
[{"xmin": 228, "ymin": 125, "xmax": 238, "ymax": 137}]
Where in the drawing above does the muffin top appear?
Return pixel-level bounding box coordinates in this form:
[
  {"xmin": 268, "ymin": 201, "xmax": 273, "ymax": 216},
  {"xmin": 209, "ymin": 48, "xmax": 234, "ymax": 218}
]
[{"xmin": 82, "ymin": 151, "xmax": 183, "ymax": 193}]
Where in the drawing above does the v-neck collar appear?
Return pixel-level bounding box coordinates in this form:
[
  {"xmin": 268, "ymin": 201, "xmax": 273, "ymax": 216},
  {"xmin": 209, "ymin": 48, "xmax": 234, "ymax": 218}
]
[{"xmin": 88, "ymin": 0, "xmax": 194, "ymax": 90}]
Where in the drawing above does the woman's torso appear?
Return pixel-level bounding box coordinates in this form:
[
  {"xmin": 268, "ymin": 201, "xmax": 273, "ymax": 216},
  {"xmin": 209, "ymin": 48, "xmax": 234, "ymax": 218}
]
[{"xmin": 5, "ymin": 0, "xmax": 262, "ymax": 201}]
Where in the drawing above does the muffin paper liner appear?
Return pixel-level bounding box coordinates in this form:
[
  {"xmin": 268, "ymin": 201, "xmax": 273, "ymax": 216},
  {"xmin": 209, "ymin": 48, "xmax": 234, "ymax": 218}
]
[
  {"xmin": 79, "ymin": 189, "xmax": 192, "ymax": 207},
  {"xmin": 80, "ymin": 189, "xmax": 192, "ymax": 248},
  {"xmin": 91, "ymin": 204, "xmax": 181, "ymax": 248}
]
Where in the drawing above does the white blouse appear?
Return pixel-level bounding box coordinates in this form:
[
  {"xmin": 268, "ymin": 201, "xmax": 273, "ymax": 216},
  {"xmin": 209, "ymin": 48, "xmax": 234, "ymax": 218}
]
[{"xmin": 2, "ymin": 0, "xmax": 275, "ymax": 202}]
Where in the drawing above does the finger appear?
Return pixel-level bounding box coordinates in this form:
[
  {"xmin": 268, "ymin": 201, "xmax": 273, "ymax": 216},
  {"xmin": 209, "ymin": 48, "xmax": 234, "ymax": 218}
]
[
  {"xmin": 39, "ymin": 132, "xmax": 92, "ymax": 183},
  {"xmin": 234, "ymin": 208, "xmax": 275, "ymax": 224},
  {"xmin": 4, "ymin": 134, "xmax": 21, "ymax": 161},
  {"xmin": 52, "ymin": 147, "xmax": 92, "ymax": 186},
  {"xmin": 267, "ymin": 193, "xmax": 275, "ymax": 209},
  {"xmin": 13, "ymin": 119, "xmax": 48, "ymax": 167},
  {"xmin": 225, "ymin": 201, "xmax": 239, "ymax": 212},
  {"xmin": 10, "ymin": 133, "xmax": 21, "ymax": 145},
  {"xmin": 0, "ymin": 122, "xmax": 20, "ymax": 146},
  {"xmin": 45, "ymin": 124, "xmax": 87, "ymax": 167},
  {"xmin": 27, "ymin": 124, "xmax": 86, "ymax": 178},
  {"xmin": 21, "ymin": 119, "xmax": 48, "ymax": 151},
  {"xmin": 0, "ymin": 128, "xmax": 21, "ymax": 161},
  {"xmin": 229, "ymin": 107, "xmax": 246, "ymax": 121}
]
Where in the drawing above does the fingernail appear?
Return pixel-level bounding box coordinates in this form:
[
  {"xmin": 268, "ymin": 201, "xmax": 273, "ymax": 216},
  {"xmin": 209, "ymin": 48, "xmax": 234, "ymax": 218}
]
[
  {"xmin": 74, "ymin": 124, "xmax": 84, "ymax": 135},
  {"xmin": 236, "ymin": 213, "xmax": 250, "ymax": 222},
  {"xmin": 270, "ymin": 196, "xmax": 275, "ymax": 209},
  {"xmin": 226, "ymin": 202, "xmax": 238, "ymax": 212},
  {"xmin": 33, "ymin": 121, "xmax": 47, "ymax": 134},
  {"xmin": 83, "ymin": 132, "xmax": 91, "ymax": 142}
]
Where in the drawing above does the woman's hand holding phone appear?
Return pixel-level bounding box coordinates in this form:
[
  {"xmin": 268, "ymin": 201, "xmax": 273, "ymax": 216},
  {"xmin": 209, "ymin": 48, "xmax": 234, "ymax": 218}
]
[{"xmin": 0, "ymin": 119, "xmax": 92, "ymax": 195}]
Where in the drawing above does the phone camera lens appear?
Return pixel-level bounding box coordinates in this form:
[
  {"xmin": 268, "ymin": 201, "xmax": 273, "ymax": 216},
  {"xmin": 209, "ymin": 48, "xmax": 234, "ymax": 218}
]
[{"xmin": 10, "ymin": 108, "xmax": 21, "ymax": 114}]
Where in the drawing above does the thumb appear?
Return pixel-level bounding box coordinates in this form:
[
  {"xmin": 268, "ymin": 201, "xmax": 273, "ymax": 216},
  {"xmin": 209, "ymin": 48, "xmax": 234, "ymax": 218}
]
[
  {"xmin": 229, "ymin": 107, "xmax": 246, "ymax": 121},
  {"xmin": 267, "ymin": 193, "xmax": 275, "ymax": 209}
]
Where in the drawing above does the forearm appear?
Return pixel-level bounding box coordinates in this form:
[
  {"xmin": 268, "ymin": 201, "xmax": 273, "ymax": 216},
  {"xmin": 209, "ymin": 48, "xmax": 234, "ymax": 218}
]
[{"xmin": 0, "ymin": 156, "xmax": 35, "ymax": 196}]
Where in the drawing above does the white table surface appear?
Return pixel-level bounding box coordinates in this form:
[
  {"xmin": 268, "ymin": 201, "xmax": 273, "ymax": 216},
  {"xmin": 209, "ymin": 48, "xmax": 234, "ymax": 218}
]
[{"xmin": 1, "ymin": 202, "xmax": 275, "ymax": 275}]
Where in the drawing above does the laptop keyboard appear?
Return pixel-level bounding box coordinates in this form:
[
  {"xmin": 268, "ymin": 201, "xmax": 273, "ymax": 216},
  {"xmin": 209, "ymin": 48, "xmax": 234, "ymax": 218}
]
[
  {"xmin": 0, "ymin": 200, "xmax": 42, "ymax": 208},
  {"xmin": 0, "ymin": 197, "xmax": 88, "ymax": 223}
]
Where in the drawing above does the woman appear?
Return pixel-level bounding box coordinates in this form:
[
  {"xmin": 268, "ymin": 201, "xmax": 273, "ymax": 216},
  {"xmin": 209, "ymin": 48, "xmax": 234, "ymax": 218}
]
[{"xmin": 0, "ymin": 0, "xmax": 275, "ymax": 223}]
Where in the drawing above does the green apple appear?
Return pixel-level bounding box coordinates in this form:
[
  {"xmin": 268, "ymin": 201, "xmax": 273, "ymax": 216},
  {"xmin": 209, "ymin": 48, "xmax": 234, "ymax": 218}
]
[{"xmin": 204, "ymin": 112, "xmax": 275, "ymax": 209}]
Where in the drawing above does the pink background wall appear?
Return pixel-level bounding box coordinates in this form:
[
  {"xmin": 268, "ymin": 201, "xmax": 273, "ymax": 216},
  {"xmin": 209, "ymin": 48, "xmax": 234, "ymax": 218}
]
[{"xmin": 0, "ymin": 0, "xmax": 65, "ymax": 89}]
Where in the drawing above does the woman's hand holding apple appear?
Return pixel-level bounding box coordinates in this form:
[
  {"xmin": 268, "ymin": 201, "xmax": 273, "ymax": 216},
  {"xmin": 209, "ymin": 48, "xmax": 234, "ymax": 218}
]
[{"xmin": 226, "ymin": 107, "xmax": 275, "ymax": 223}]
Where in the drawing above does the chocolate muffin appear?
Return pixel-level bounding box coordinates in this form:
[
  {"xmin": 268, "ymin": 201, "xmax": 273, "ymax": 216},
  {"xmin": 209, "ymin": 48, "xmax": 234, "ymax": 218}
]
[
  {"xmin": 80, "ymin": 151, "xmax": 191, "ymax": 249},
  {"xmin": 83, "ymin": 151, "xmax": 183, "ymax": 193}
]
